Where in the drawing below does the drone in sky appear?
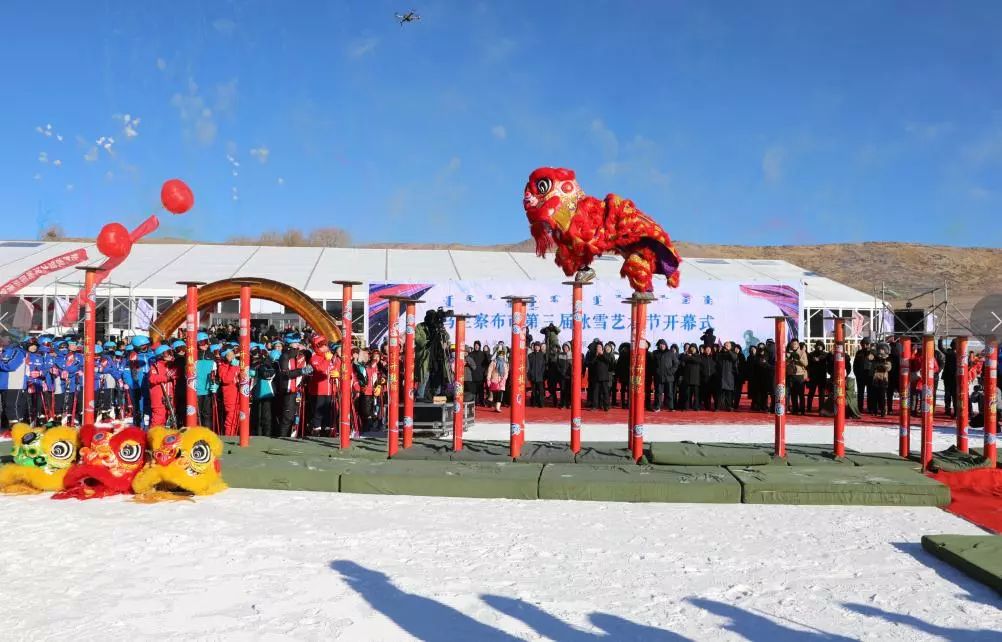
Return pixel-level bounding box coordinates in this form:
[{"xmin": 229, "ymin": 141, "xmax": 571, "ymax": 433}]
[{"xmin": 395, "ymin": 10, "xmax": 420, "ymax": 26}]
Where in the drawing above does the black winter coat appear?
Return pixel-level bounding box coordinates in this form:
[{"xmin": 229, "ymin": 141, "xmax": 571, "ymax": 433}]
[{"xmin": 651, "ymin": 349, "xmax": 679, "ymax": 382}]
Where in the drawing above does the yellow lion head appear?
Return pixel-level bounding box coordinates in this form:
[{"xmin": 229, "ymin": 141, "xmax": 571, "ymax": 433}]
[
  {"xmin": 0, "ymin": 423, "xmax": 80, "ymax": 494},
  {"xmin": 131, "ymin": 426, "xmax": 227, "ymax": 500}
]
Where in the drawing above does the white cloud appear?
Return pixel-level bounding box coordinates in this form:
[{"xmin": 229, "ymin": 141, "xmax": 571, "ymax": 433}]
[
  {"xmin": 483, "ymin": 37, "xmax": 517, "ymax": 63},
  {"xmin": 904, "ymin": 121, "xmax": 954, "ymax": 141},
  {"xmin": 249, "ymin": 146, "xmax": 270, "ymax": 163},
  {"xmin": 212, "ymin": 18, "xmax": 236, "ymax": 35},
  {"xmin": 590, "ymin": 119, "xmax": 619, "ymax": 160},
  {"xmin": 84, "ymin": 147, "xmax": 99, "ymax": 162},
  {"xmin": 347, "ymin": 37, "xmax": 379, "ymax": 59},
  {"xmin": 762, "ymin": 145, "xmax": 785, "ymax": 183},
  {"xmin": 156, "ymin": 57, "xmax": 167, "ymax": 71},
  {"xmin": 491, "ymin": 125, "xmax": 507, "ymax": 140}
]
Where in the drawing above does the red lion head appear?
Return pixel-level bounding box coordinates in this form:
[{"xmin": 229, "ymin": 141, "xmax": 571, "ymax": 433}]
[
  {"xmin": 52, "ymin": 425, "xmax": 147, "ymax": 500},
  {"xmin": 523, "ymin": 167, "xmax": 583, "ymax": 257}
]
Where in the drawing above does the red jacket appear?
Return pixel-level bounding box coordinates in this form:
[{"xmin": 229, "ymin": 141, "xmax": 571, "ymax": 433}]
[
  {"xmin": 217, "ymin": 362, "xmax": 240, "ymax": 402},
  {"xmin": 308, "ymin": 352, "xmax": 339, "ymax": 396},
  {"xmin": 149, "ymin": 360, "xmax": 177, "ymax": 406}
]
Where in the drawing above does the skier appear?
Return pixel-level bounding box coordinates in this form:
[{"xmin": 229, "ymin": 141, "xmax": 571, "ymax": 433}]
[
  {"xmin": 0, "ymin": 332, "xmax": 26, "ymax": 429},
  {"xmin": 126, "ymin": 336, "xmax": 153, "ymax": 428},
  {"xmin": 277, "ymin": 334, "xmax": 312, "ymax": 437},
  {"xmin": 308, "ymin": 334, "xmax": 336, "ymax": 435},
  {"xmin": 24, "ymin": 339, "xmax": 51, "ymax": 426},
  {"xmin": 217, "ymin": 348, "xmax": 241, "ymax": 436},
  {"xmin": 148, "ymin": 345, "xmax": 178, "ymax": 427},
  {"xmin": 194, "ymin": 333, "xmax": 218, "ymax": 430}
]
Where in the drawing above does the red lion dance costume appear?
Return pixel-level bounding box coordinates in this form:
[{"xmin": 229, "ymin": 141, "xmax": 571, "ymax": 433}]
[
  {"xmin": 523, "ymin": 167, "xmax": 681, "ymax": 292},
  {"xmin": 52, "ymin": 425, "xmax": 147, "ymax": 500}
]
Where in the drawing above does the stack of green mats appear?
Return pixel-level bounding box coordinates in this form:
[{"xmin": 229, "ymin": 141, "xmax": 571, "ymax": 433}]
[
  {"xmin": 339, "ymin": 460, "xmax": 542, "ymax": 499},
  {"xmin": 922, "ymin": 535, "xmax": 1002, "ymax": 593},
  {"xmin": 538, "ymin": 463, "xmax": 740, "ymax": 503},
  {"xmin": 728, "ymin": 465, "xmax": 951, "ymax": 506},
  {"xmin": 930, "ymin": 446, "xmax": 993, "ymax": 472}
]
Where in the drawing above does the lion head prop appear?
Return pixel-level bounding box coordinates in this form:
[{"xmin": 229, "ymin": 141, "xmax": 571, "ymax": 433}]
[
  {"xmin": 52, "ymin": 425, "xmax": 147, "ymax": 500},
  {"xmin": 132, "ymin": 426, "xmax": 227, "ymax": 502},
  {"xmin": 0, "ymin": 423, "xmax": 80, "ymax": 494}
]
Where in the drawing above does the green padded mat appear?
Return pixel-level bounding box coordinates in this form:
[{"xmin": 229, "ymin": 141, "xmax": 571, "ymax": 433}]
[
  {"xmin": 538, "ymin": 464, "xmax": 740, "ymax": 503},
  {"xmin": 221, "ymin": 450, "xmax": 354, "ymax": 492},
  {"xmin": 970, "ymin": 448, "xmax": 1002, "ymax": 468},
  {"xmin": 844, "ymin": 452, "xmax": 920, "ymax": 468},
  {"xmin": 574, "ymin": 442, "xmax": 642, "ymax": 465},
  {"xmin": 930, "ymin": 446, "xmax": 993, "ymax": 473},
  {"xmin": 649, "ymin": 441, "xmax": 772, "ymax": 466},
  {"xmin": 728, "ymin": 464, "xmax": 951, "ymax": 506},
  {"xmin": 780, "ymin": 444, "xmax": 855, "ymax": 466},
  {"xmin": 922, "ymin": 535, "xmax": 1002, "ymax": 594},
  {"xmin": 339, "ymin": 460, "xmax": 542, "ymax": 499}
]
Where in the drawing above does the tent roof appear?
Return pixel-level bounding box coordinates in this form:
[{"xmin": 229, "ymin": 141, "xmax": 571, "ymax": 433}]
[{"xmin": 0, "ymin": 240, "xmax": 877, "ymax": 309}]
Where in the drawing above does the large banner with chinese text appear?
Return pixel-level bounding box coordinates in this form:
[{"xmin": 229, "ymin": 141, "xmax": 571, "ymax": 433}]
[{"xmin": 368, "ymin": 280, "xmax": 802, "ymax": 350}]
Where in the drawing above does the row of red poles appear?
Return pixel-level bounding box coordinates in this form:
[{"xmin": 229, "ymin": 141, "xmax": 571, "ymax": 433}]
[
  {"xmin": 770, "ymin": 315, "xmax": 998, "ymax": 470},
  {"xmin": 75, "ymin": 272, "xmax": 998, "ymax": 469}
]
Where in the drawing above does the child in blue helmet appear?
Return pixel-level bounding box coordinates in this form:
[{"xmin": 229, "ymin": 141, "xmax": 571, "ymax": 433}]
[
  {"xmin": 126, "ymin": 335, "xmax": 153, "ymax": 428},
  {"xmin": 0, "ymin": 332, "xmax": 27, "ymax": 430}
]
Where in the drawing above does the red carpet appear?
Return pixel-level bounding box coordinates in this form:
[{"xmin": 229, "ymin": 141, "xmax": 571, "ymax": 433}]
[
  {"xmin": 929, "ymin": 468, "xmax": 1002, "ymax": 534},
  {"xmin": 477, "ymin": 402, "xmax": 957, "ymax": 427}
]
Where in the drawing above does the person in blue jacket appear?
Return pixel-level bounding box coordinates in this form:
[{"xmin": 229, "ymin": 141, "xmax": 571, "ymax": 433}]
[
  {"xmin": 0, "ymin": 331, "xmax": 27, "ymax": 429},
  {"xmin": 59, "ymin": 341, "xmax": 83, "ymax": 426},
  {"xmin": 126, "ymin": 335, "xmax": 153, "ymax": 427},
  {"xmin": 195, "ymin": 333, "xmax": 218, "ymax": 430},
  {"xmin": 24, "ymin": 339, "xmax": 52, "ymax": 426}
]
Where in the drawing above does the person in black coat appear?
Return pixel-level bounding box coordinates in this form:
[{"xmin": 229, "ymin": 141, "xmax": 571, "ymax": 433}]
[
  {"xmin": 939, "ymin": 338, "xmax": 957, "ymax": 417},
  {"xmin": 584, "ymin": 339, "xmax": 601, "ymax": 409},
  {"xmin": 469, "ymin": 341, "xmax": 488, "ymax": 406},
  {"xmin": 715, "ymin": 343, "xmax": 738, "ymax": 411},
  {"xmin": 614, "ymin": 342, "xmax": 631, "ymax": 409},
  {"xmin": 682, "ymin": 345, "xmax": 701, "ymax": 410},
  {"xmin": 544, "ymin": 345, "xmax": 565, "ymax": 408},
  {"xmin": 744, "ymin": 346, "xmax": 760, "ymax": 410},
  {"xmin": 590, "ymin": 343, "xmax": 614, "ymax": 411},
  {"xmin": 698, "ymin": 346, "xmax": 718, "ymax": 410},
  {"xmin": 527, "ymin": 342, "xmax": 546, "ymax": 408},
  {"xmin": 852, "ymin": 338, "xmax": 875, "ymax": 414},
  {"xmin": 752, "ymin": 344, "xmax": 774, "ymax": 412},
  {"xmin": 651, "ymin": 339, "xmax": 679, "ymax": 412},
  {"xmin": 806, "ymin": 341, "xmax": 829, "ymax": 414}
]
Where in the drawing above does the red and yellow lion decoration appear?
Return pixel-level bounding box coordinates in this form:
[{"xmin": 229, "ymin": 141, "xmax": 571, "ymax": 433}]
[
  {"xmin": 523, "ymin": 167, "xmax": 682, "ymax": 293},
  {"xmin": 52, "ymin": 425, "xmax": 147, "ymax": 500}
]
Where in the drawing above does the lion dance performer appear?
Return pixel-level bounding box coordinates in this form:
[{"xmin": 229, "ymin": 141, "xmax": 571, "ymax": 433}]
[{"xmin": 523, "ymin": 167, "xmax": 682, "ymax": 292}]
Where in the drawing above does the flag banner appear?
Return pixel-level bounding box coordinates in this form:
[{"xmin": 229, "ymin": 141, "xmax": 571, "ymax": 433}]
[
  {"xmin": 0, "ymin": 248, "xmax": 89, "ymax": 304},
  {"xmin": 135, "ymin": 299, "xmax": 155, "ymax": 331},
  {"xmin": 823, "ymin": 308, "xmax": 835, "ymax": 338},
  {"xmin": 51, "ymin": 296, "xmax": 72, "ymax": 327},
  {"xmin": 368, "ymin": 280, "xmax": 803, "ymax": 349},
  {"xmin": 13, "ymin": 298, "xmax": 34, "ymax": 330}
]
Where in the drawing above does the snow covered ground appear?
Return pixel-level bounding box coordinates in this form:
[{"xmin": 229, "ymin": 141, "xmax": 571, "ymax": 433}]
[
  {"xmin": 1, "ymin": 489, "xmax": 999, "ymax": 641},
  {"xmin": 462, "ymin": 420, "xmax": 976, "ymax": 456}
]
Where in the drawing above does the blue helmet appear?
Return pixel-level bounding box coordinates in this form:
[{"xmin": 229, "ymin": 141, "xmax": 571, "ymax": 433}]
[
  {"xmin": 125, "ymin": 345, "xmax": 135, "ymax": 352},
  {"xmin": 94, "ymin": 345, "xmax": 103, "ymax": 355},
  {"xmin": 39, "ymin": 337, "xmax": 52, "ymax": 346},
  {"xmin": 209, "ymin": 343, "xmax": 221, "ymax": 352},
  {"xmin": 103, "ymin": 340, "xmax": 116, "ymax": 349},
  {"xmin": 132, "ymin": 335, "xmax": 151, "ymax": 348},
  {"xmin": 197, "ymin": 331, "xmax": 210, "ymax": 342},
  {"xmin": 114, "ymin": 350, "xmax": 124, "ymax": 357},
  {"xmin": 154, "ymin": 345, "xmax": 173, "ymax": 357},
  {"xmin": 171, "ymin": 339, "xmax": 186, "ymax": 350},
  {"xmin": 269, "ymin": 349, "xmax": 282, "ymax": 362}
]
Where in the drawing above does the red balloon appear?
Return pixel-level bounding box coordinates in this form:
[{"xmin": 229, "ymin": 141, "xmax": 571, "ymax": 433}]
[
  {"xmin": 96, "ymin": 223, "xmax": 132, "ymax": 259},
  {"xmin": 161, "ymin": 178, "xmax": 194, "ymax": 215}
]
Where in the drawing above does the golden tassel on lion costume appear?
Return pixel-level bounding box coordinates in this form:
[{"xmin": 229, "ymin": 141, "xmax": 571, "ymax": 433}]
[{"xmin": 131, "ymin": 426, "xmax": 227, "ymax": 502}]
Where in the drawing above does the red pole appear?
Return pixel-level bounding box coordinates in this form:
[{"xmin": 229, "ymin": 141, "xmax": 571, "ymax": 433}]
[
  {"xmin": 921, "ymin": 334, "xmax": 935, "ymax": 471},
  {"xmin": 385, "ymin": 298, "xmax": 401, "ymax": 458},
  {"xmin": 77, "ymin": 267, "xmax": 99, "ymax": 426},
  {"xmin": 631, "ymin": 296, "xmax": 651, "ymax": 462},
  {"xmin": 833, "ymin": 318, "xmax": 846, "ymax": 458},
  {"xmin": 774, "ymin": 317, "xmax": 787, "ymax": 458},
  {"xmin": 985, "ymin": 338, "xmax": 998, "ymax": 466},
  {"xmin": 627, "ymin": 302, "xmax": 637, "ymax": 444},
  {"xmin": 898, "ymin": 337, "xmax": 911, "ymax": 458},
  {"xmin": 956, "ymin": 337, "xmax": 969, "ymax": 452},
  {"xmin": 452, "ymin": 315, "xmax": 468, "ymax": 452},
  {"xmin": 402, "ymin": 299, "xmax": 420, "ymax": 449},
  {"xmin": 334, "ymin": 281, "xmax": 361, "ymax": 449},
  {"xmin": 506, "ymin": 297, "xmax": 529, "ymax": 459},
  {"xmin": 565, "ymin": 281, "xmax": 585, "ymax": 454},
  {"xmin": 178, "ymin": 281, "xmax": 204, "ymax": 427},
  {"xmin": 238, "ymin": 282, "xmax": 252, "ymax": 447}
]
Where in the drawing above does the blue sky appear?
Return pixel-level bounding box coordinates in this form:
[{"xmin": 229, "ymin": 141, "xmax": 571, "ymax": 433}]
[{"xmin": 3, "ymin": 1, "xmax": 1002, "ymax": 247}]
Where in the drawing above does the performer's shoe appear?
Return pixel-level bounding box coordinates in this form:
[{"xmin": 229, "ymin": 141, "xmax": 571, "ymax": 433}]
[{"xmin": 574, "ymin": 268, "xmax": 597, "ymax": 284}]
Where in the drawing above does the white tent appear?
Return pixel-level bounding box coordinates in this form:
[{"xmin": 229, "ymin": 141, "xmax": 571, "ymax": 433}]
[{"xmin": 0, "ymin": 240, "xmax": 881, "ymax": 340}]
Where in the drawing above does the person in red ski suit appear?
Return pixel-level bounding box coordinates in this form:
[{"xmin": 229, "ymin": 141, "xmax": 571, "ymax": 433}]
[
  {"xmin": 308, "ymin": 335, "xmax": 337, "ymax": 435},
  {"xmin": 217, "ymin": 349, "xmax": 241, "ymax": 437},
  {"xmin": 148, "ymin": 345, "xmax": 178, "ymax": 427}
]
